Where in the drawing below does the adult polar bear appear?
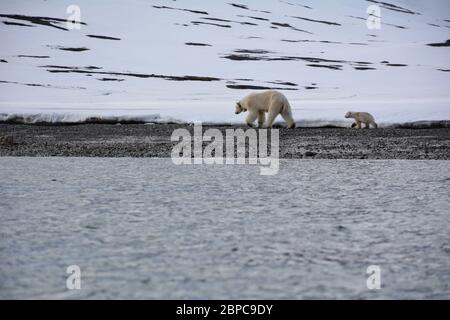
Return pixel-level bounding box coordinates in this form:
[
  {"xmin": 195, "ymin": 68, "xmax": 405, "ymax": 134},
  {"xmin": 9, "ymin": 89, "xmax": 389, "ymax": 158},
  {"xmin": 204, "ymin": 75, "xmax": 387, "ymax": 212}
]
[{"xmin": 235, "ymin": 90, "xmax": 296, "ymax": 128}]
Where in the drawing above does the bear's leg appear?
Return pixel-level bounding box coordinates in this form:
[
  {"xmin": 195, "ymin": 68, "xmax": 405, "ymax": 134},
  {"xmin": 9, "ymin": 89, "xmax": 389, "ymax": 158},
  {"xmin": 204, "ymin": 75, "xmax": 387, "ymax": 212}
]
[
  {"xmin": 245, "ymin": 111, "xmax": 258, "ymax": 127},
  {"xmin": 355, "ymin": 120, "xmax": 362, "ymax": 129},
  {"xmin": 257, "ymin": 111, "xmax": 265, "ymax": 128},
  {"xmin": 371, "ymin": 121, "xmax": 378, "ymax": 129},
  {"xmin": 364, "ymin": 122, "xmax": 370, "ymax": 129},
  {"xmin": 281, "ymin": 109, "xmax": 295, "ymax": 128},
  {"xmin": 265, "ymin": 110, "xmax": 279, "ymax": 128}
]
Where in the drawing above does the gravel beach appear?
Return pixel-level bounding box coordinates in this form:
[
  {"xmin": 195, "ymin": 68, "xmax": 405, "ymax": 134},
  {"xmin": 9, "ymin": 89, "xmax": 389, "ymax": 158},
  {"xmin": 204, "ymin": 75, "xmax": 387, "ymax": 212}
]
[{"xmin": 1, "ymin": 124, "xmax": 449, "ymax": 159}]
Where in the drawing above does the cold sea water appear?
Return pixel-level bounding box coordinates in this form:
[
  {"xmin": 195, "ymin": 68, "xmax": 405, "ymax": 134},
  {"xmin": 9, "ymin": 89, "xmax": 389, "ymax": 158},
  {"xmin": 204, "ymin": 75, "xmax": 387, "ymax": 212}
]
[{"xmin": 0, "ymin": 158, "xmax": 449, "ymax": 299}]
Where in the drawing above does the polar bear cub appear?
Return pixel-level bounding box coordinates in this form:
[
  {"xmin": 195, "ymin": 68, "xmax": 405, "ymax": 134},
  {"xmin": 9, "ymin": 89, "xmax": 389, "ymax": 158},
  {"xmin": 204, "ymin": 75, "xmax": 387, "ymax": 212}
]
[
  {"xmin": 235, "ymin": 90, "xmax": 295, "ymax": 128},
  {"xmin": 345, "ymin": 111, "xmax": 378, "ymax": 129}
]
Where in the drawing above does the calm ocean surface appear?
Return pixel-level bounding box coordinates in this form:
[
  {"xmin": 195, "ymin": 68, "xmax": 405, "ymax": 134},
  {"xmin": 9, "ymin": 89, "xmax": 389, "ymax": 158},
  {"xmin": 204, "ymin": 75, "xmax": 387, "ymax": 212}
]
[{"xmin": 0, "ymin": 158, "xmax": 449, "ymax": 299}]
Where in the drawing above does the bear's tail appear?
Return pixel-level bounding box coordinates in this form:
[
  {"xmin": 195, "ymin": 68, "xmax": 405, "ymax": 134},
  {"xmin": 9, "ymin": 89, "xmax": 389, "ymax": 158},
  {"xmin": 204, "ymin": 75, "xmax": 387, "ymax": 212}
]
[
  {"xmin": 281, "ymin": 100, "xmax": 291, "ymax": 115},
  {"xmin": 281, "ymin": 100, "xmax": 296, "ymax": 128}
]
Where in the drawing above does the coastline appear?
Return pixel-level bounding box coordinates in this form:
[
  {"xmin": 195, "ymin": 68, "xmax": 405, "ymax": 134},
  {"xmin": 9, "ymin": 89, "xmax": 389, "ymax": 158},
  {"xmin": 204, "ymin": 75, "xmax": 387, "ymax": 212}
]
[{"xmin": 1, "ymin": 123, "xmax": 449, "ymax": 159}]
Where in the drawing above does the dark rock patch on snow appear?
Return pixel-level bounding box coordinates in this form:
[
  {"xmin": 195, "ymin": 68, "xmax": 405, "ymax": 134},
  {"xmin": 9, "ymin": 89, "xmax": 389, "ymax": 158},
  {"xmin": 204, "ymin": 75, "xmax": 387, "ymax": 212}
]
[{"xmin": 86, "ymin": 34, "xmax": 121, "ymax": 41}]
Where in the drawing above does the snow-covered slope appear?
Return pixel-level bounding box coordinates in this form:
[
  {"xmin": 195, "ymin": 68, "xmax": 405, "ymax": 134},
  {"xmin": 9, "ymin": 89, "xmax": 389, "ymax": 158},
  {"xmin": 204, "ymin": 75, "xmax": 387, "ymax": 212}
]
[{"xmin": 0, "ymin": 0, "xmax": 449, "ymax": 124}]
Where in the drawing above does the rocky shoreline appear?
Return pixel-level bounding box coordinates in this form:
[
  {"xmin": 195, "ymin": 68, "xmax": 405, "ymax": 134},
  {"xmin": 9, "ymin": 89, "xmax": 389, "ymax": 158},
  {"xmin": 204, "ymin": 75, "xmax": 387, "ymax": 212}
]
[{"xmin": 1, "ymin": 123, "xmax": 449, "ymax": 159}]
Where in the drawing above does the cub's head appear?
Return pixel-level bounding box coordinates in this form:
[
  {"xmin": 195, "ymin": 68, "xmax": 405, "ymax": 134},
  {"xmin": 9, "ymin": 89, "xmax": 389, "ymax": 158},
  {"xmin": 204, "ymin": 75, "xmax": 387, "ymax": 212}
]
[
  {"xmin": 344, "ymin": 111, "xmax": 353, "ymax": 118},
  {"xmin": 235, "ymin": 102, "xmax": 246, "ymax": 114}
]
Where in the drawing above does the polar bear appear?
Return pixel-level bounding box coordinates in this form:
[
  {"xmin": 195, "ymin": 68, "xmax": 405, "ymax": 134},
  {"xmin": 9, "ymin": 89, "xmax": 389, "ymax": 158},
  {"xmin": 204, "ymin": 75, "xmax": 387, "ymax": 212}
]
[
  {"xmin": 345, "ymin": 111, "xmax": 378, "ymax": 129},
  {"xmin": 235, "ymin": 90, "xmax": 296, "ymax": 128}
]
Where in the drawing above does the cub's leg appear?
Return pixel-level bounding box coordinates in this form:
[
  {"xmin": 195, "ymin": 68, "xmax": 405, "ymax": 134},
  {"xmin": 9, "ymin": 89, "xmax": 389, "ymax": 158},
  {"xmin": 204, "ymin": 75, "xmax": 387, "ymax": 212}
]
[
  {"xmin": 245, "ymin": 111, "xmax": 258, "ymax": 127},
  {"xmin": 257, "ymin": 111, "xmax": 266, "ymax": 128},
  {"xmin": 265, "ymin": 109, "xmax": 279, "ymax": 128}
]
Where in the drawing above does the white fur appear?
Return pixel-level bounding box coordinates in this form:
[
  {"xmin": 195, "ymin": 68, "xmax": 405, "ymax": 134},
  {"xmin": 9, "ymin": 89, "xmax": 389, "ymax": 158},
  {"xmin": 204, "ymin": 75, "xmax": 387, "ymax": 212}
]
[
  {"xmin": 345, "ymin": 111, "xmax": 378, "ymax": 129},
  {"xmin": 235, "ymin": 90, "xmax": 295, "ymax": 128}
]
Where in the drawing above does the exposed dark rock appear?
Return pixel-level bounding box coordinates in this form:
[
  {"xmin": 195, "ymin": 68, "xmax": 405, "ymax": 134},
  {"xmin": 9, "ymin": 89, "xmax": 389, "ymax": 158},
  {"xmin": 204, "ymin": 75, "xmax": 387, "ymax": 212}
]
[
  {"xmin": 185, "ymin": 42, "xmax": 212, "ymax": 46},
  {"xmin": 191, "ymin": 21, "xmax": 231, "ymax": 28},
  {"xmin": 2, "ymin": 21, "xmax": 34, "ymax": 27},
  {"xmin": 97, "ymin": 78, "xmax": 124, "ymax": 82},
  {"xmin": 271, "ymin": 22, "xmax": 312, "ymax": 34},
  {"xmin": 229, "ymin": 3, "xmax": 249, "ymax": 10},
  {"xmin": 152, "ymin": 5, "xmax": 208, "ymax": 15},
  {"xmin": 86, "ymin": 34, "xmax": 121, "ymax": 40},
  {"xmin": 306, "ymin": 64, "xmax": 342, "ymax": 70},
  {"xmin": 49, "ymin": 46, "xmax": 90, "ymax": 52},
  {"xmin": 427, "ymin": 39, "xmax": 450, "ymax": 47},
  {"xmin": 226, "ymin": 84, "xmax": 298, "ymax": 90},
  {"xmin": 17, "ymin": 55, "xmax": 50, "ymax": 58},
  {"xmin": 44, "ymin": 66, "xmax": 221, "ymax": 82},
  {"xmin": 291, "ymin": 16, "xmax": 341, "ymax": 26},
  {"xmin": 366, "ymin": 0, "xmax": 420, "ymax": 15},
  {"xmin": 0, "ymin": 14, "xmax": 86, "ymax": 31},
  {"xmin": 304, "ymin": 151, "xmax": 318, "ymax": 157}
]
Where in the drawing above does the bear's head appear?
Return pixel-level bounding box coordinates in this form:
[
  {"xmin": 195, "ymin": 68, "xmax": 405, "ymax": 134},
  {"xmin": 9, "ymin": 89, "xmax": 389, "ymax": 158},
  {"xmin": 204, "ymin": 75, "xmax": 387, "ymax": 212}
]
[
  {"xmin": 344, "ymin": 111, "xmax": 353, "ymax": 118},
  {"xmin": 235, "ymin": 102, "xmax": 246, "ymax": 114}
]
